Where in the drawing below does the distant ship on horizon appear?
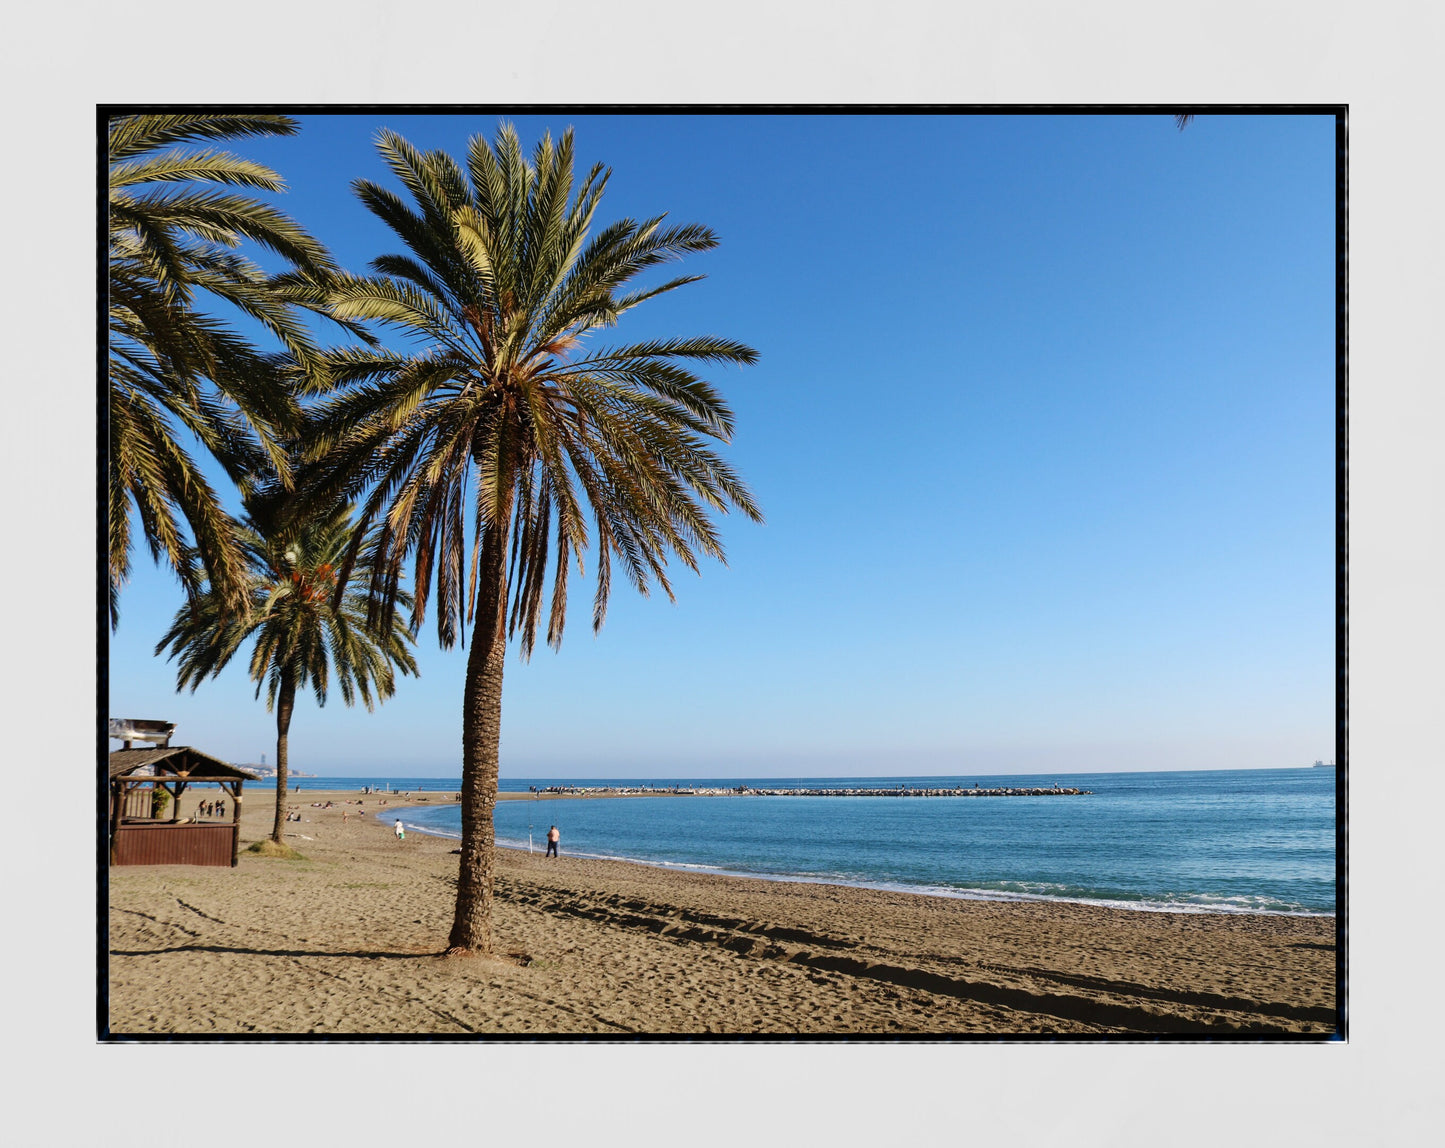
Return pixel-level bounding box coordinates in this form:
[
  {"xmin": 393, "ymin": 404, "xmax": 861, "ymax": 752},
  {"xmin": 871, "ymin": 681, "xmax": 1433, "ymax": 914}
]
[{"xmin": 1312, "ymin": 760, "xmax": 1335, "ymax": 768}]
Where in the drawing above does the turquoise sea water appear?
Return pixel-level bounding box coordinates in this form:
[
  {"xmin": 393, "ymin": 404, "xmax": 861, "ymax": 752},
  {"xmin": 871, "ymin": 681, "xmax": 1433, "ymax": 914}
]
[{"xmin": 309, "ymin": 768, "xmax": 1337, "ymax": 916}]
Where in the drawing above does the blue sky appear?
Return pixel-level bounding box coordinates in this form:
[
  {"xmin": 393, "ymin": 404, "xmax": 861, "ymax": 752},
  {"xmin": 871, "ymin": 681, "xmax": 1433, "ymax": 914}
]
[{"xmin": 107, "ymin": 112, "xmax": 1336, "ymax": 777}]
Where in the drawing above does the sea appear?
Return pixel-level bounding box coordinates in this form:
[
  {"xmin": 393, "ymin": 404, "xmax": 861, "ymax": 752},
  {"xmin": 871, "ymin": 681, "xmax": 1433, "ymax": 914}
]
[{"xmin": 295, "ymin": 767, "xmax": 1338, "ymax": 917}]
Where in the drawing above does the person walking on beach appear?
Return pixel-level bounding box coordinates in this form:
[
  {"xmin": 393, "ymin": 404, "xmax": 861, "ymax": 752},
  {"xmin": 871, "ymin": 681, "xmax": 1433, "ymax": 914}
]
[
  {"xmin": 546, "ymin": 825, "xmax": 559, "ymax": 858},
  {"xmin": 394, "ymin": 819, "xmax": 405, "ymax": 841}
]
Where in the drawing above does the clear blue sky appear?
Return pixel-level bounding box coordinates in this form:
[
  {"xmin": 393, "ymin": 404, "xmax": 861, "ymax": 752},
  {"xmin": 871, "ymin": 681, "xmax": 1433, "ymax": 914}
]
[{"xmin": 107, "ymin": 112, "xmax": 1336, "ymax": 778}]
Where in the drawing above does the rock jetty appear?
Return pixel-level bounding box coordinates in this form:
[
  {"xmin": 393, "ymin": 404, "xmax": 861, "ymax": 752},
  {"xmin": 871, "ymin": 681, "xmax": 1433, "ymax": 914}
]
[{"xmin": 528, "ymin": 784, "xmax": 1091, "ymax": 798}]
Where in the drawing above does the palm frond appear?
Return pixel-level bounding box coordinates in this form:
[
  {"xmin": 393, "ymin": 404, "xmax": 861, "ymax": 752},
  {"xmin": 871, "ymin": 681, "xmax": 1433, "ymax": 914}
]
[
  {"xmin": 307, "ymin": 123, "xmax": 760, "ymax": 665},
  {"xmin": 108, "ymin": 112, "xmax": 348, "ymax": 627}
]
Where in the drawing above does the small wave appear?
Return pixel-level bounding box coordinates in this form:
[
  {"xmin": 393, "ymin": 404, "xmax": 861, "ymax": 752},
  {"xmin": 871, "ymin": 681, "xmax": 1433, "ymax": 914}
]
[
  {"xmin": 405, "ymin": 820, "xmax": 1334, "ymax": 917},
  {"xmin": 505, "ymin": 845, "xmax": 1333, "ymax": 916},
  {"xmin": 496, "ymin": 840, "xmax": 729, "ymax": 871},
  {"xmin": 407, "ymin": 824, "xmax": 461, "ymax": 840},
  {"xmin": 914, "ymin": 887, "xmax": 1332, "ymax": 917}
]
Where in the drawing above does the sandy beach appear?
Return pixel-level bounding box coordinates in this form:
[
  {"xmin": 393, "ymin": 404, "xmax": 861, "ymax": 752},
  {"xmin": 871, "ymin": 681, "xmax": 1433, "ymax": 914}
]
[{"xmin": 106, "ymin": 788, "xmax": 1338, "ymax": 1036}]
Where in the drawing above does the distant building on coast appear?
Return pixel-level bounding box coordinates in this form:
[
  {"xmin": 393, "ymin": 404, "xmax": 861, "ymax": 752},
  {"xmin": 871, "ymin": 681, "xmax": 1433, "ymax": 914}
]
[{"xmin": 232, "ymin": 763, "xmax": 314, "ymax": 779}]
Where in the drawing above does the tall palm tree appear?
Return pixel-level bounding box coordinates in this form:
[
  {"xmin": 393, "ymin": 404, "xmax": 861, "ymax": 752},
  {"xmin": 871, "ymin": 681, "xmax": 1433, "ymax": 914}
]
[
  {"xmin": 155, "ymin": 496, "xmax": 418, "ymax": 845},
  {"xmin": 108, "ymin": 113, "xmax": 357, "ymax": 628},
  {"xmin": 307, "ymin": 125, "xmax": 761, "ymax": 954}
]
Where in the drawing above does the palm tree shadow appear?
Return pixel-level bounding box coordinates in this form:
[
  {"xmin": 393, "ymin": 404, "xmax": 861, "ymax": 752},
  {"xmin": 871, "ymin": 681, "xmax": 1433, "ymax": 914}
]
[{"xmin": 111, "ymin": 944, "xmax": 437, "ymax": 959}]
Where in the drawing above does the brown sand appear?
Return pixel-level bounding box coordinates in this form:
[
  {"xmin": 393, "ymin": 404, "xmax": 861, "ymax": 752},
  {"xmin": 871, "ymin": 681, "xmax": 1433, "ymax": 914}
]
[{"xmin": 106, "ymin": 788, "xmax": 1338, "ymax": 1036}]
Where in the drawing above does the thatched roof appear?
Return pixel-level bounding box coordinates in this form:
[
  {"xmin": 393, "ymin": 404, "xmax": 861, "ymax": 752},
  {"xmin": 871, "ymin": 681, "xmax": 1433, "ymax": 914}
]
[{"xmin": 109, "ymin": 747, "xmax": 259, "ymax": 782}]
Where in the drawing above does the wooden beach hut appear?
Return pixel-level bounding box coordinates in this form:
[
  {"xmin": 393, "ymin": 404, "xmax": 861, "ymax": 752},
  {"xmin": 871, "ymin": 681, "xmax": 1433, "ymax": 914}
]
[{"xmin": 109, "ymin": 746, "xmax": 259, "ymax": 867}]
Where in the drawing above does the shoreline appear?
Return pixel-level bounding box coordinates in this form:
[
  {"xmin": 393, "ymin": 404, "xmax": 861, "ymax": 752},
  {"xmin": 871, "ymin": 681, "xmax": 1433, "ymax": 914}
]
[
  {"xmin": 382, "ymin": 801, "xmax": 1335, "ymax": 921},
  {"xmin": 107, "ymin": 787, "xmax": 1339, "ymax": 1035}
]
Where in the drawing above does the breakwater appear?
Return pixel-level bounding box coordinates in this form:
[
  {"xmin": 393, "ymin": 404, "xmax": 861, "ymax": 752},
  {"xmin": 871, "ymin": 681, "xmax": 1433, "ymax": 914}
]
[{"xmin": 529, "ymin": 784, "xmax": 1091, "ymax": 798}]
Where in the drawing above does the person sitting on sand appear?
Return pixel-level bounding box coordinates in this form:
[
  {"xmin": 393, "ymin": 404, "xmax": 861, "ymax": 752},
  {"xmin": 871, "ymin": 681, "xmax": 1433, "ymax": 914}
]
[{"xmin": 546, "ymin": 825, "xmax": 560, "ymax": 858}]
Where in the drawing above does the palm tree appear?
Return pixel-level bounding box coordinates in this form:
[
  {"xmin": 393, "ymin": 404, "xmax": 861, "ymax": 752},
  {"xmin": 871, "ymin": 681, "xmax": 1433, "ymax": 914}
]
[
  {"xmin": 306, "ymin": 125, "xmax": 761, "ymax": 954},
  {"xmin": 155, "ymin": 496, "xmax": 418, "ymax": 846},
  {"xmin": 108, "ymin": 113, "xmax": 356, "ymax": 628}
]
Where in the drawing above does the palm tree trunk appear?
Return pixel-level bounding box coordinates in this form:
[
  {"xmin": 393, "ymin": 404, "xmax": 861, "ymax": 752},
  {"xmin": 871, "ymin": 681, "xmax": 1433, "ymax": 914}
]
[
  {"xmin": 270, "ymin": 669, "xmax": 296, "ymax": 844},
  {"xmin": 447, "ymin": 488, "xmax": 514, "ymax": 955}
]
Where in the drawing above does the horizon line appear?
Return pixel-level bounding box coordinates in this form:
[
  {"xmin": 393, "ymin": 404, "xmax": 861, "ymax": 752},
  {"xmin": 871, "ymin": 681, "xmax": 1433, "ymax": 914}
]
[{"xmin": 289, "ymin": 763, "xmax": 1332, "ymax": 780}]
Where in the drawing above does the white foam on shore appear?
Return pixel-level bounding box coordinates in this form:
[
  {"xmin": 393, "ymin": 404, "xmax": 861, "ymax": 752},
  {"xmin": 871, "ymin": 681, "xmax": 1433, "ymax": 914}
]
[{"xmin": 392, "ymin": 815, "xmax": 1335, "ymax": 918}]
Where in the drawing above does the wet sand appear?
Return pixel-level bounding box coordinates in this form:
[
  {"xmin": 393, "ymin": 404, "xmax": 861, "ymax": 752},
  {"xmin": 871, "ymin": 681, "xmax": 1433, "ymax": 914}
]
[{"xmin": 106, "ymin": 788, "xmax": 1338, "ymax": 1035}]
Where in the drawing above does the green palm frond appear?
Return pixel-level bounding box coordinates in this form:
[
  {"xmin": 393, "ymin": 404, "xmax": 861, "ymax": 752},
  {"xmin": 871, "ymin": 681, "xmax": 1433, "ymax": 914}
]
[
  {"xmin": 107, "ymin": 112, "xmax": 348, "ymax": 629},
  {"xmin": 108, "ymin": 114, "xmax": 302, "ymax": 160},
  {"xmin": 305, "ymin": 124, "xmax": 761, "ymax": 655},
  {"xmin": 110, "ymin": 149, "xmax": 286, "ymax": 192},
  {"xmin": 156, "ymin": 496, "xmax": 418, "ymax": 713}
]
